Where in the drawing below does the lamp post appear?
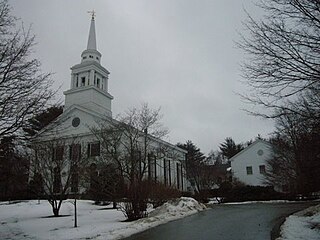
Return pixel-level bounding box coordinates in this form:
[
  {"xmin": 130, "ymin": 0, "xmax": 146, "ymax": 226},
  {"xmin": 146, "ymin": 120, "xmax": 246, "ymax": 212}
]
[{"xmin": 74, "ymin": 194, "xmax": 77, "ymax": 228}]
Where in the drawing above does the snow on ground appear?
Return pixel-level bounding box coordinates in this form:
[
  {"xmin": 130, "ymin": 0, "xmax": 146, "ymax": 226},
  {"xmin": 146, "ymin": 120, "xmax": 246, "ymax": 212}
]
[
  {"xmin": 0, "ymin": 197, "xmax": 206, "ymax": 240},
  {"xmin": 277, "ymin": 204, "xmax": 320, "ymax": 240}
]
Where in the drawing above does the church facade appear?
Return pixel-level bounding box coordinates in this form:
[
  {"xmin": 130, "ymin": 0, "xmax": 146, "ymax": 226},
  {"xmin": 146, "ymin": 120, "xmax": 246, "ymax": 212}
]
[{"xmin": 32, "ymin": 15, "xmax": 187, "ymax": 195}]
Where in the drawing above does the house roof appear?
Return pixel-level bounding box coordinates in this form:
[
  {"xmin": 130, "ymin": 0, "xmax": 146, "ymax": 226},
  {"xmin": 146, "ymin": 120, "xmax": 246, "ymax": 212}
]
[{"xmin": 229, "ymin": 139, "xmax": 273, "ymax": 162}]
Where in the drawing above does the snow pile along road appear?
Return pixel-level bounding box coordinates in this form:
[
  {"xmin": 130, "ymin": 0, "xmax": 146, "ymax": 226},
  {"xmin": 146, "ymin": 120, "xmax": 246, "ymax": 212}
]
[
  {"xmin": 148, "ymin": 197, "xmax": 206, "ymax": 220},
  {"xmin": 277, "ymin": 204, "xmax": 320, "ymax": 240},
  {"xmin": 108, "ymin": 197, "xmax": 206, "ymax": 239}
]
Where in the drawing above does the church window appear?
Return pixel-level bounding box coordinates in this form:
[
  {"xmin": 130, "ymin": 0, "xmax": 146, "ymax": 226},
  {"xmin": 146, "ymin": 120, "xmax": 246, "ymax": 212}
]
[
  {"xmin": 176, "ymin": 163, "xmax": 181, "ymax": 190},
  {"xmin": 52, "ymin": 146, "xmax": 64, "ymax": 162},
  {"xmin": 72, "ymin": 117, "xmax": 80, "ymax": 127},
  {"xmin": 81, "ymin": 77, "xmax": 85, "ymax": 86},
  {"xmin": 96, "ymin": 57, "xmax": 99, "ymax": 60},
  {"xmin": 89, "ymin": 55, "xmax": 93, "ymax": 58},
  {"xmin": 53, "ymin": 166, "xmax": 61, "ymax": 193},
  {"xmin": 52, "ymin": 146, "xmax": 63, "ymax": 193},
  {"xmin": 76, "ymin": 78, "xmax": 79, "ymax": 87},
  {"xmin": 148, "ymin": 153, "xmax": 157, "ymax": 182},
  {"xmin": 164, "ymin": 159, "xmax": 171, "ymax": 186},
  {"xmin": 87, "ymin": 142, "xmax": 100, "ymax": 157},
  {"xmin": 70, "ymin": 144, "xmax": 81, "ymax": 193}
]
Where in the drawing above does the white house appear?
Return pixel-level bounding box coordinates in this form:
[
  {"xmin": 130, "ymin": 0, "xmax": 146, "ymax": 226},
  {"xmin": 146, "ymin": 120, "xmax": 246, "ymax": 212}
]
[
  {"xmin": 32, "ymin": 14, "xmax": 187, "ymax": 192},
  {"xmin": 230, "ymin": 139, "xmax": 273, "ymax": 186}
]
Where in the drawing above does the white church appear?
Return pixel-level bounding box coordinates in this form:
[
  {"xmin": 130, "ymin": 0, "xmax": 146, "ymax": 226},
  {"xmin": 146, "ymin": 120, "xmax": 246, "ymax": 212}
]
[{"xmin": 32, "ymin": 14, "xmax": 187, "ymax": 195}]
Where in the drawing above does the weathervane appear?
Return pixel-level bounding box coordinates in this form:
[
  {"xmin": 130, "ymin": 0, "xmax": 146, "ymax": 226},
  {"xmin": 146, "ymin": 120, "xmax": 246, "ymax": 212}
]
[{"xmin": 88, "ymin": 10, "xmax": 96, "ymax": 20}]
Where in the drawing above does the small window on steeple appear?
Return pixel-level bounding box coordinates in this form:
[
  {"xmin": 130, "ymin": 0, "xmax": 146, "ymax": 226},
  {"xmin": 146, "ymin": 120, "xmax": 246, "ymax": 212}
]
[
  {"xmin": 97, "ymin": 78, "xmax": 100, "ymax": 88},
  {"xmin": 81, "ymin": 77, "xmax": 85, "ymax": 87}
]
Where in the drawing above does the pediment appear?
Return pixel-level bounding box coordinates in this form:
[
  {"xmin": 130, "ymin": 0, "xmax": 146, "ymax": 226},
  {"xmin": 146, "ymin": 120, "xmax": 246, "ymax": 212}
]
[{"xmin": 34, "ymin": 105, "xmax": 112, "ymax": 141}]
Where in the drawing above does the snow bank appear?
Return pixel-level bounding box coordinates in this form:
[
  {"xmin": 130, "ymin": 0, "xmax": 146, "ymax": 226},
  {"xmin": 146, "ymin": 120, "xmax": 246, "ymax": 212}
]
[
  {"xmin": 277, "ymin": 204, "xmax": 320, "ymax": 240},
  {"xmin": 107, "ymin": 197, "xmax": 206, "ymax": 239},
  {"xmin": 223, "ymin": 200, "xmax": 291, "ymax": 205},
  {"xmin": 0, "ymin": 198, "xmax": 206, "ymax": 240}
]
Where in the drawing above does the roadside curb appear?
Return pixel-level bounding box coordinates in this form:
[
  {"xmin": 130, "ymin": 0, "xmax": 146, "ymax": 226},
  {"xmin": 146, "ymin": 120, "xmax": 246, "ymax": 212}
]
[{"xmin": 270, "ymin": 215, "xmax": 287, "ymax": 240}]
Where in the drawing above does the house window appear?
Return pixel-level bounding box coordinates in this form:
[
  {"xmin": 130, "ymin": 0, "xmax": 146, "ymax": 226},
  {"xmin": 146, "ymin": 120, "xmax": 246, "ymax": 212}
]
[
  {"xmin": 81, "ymin": 77, "xmax": 85, "ymax": 86},
  {"xmin": 246, "ymin": 166, "xmax": 253, "ymax": 175},
  {"xmin": 259, "ymin": 165, "xmax": 266, "ymax": 174},
  {"xmin": 87, "ymin": 142, "xmax": 100, "ymax": 157},
  {"xmin": 89, "ymin": 55, "xmax": 93, "ymax": 58},
  {"xmin": 82, "ymin": 56, "xmax": 87, "ymax": 60}
]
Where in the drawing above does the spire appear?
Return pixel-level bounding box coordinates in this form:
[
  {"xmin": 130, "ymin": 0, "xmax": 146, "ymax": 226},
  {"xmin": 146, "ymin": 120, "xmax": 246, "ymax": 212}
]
[{"xmin": 87, "ymin": 10, "xmax": 97, "ymax": 50}]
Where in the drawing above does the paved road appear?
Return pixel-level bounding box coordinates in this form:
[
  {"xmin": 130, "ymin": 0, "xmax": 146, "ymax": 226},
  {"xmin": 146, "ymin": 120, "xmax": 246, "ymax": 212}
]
[{"xmin": 124, "ymin": 202, "xmax": 316, "ymax": 240}]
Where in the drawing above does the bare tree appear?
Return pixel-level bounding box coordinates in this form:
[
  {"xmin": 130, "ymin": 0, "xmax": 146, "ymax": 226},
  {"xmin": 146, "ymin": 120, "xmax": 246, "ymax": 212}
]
[
  {"xmin": 265, "ymin": 134, "xmax": 298, "ymax": 193},
  {"xmin": 238, "ymin": 0, "xmax": 320, "ymax": 120},
  {"xmin": 265, "ymin": 110, "xmax": 320, "ymax": 194},
  {"xmin": 91, "ymin": 103, "xmax": 179, "ymax": 220},
  {"xmin": 0, "ymin": 0, "xmax": 55, "ymax": 138},
  {"xmin": 31, "ymin": 138, "xmax": 88, "ymax": 216}
]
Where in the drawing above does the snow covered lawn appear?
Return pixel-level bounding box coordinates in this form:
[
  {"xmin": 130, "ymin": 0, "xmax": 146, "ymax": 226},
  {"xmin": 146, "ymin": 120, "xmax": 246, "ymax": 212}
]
[
  {"xmin": 277, "ymin": 204, "xmax": 320, "ymax": 240},
  {"xmin": 0, "ymin": 197, "xmax": 206, "ymax": 240}
]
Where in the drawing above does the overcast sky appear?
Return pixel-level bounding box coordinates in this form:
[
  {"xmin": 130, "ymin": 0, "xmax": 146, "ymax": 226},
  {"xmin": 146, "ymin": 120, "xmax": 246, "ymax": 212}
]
[{"xmin": 10, "ymin": 0, "xmax": 274, "ymax": 155}]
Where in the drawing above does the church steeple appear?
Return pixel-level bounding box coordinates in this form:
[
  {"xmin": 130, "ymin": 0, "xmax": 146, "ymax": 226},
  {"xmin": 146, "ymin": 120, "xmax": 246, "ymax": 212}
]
[
  {"xmin": 87, "ymin": 11, "xmax": 97, "ymax": 50},
  {"xmin": 81, "ymin": 11, "xmax": 101, "ymax": 64},
  {"xmin": 64, "ymin": 12, "xmax": 113, "ymax": 117}
]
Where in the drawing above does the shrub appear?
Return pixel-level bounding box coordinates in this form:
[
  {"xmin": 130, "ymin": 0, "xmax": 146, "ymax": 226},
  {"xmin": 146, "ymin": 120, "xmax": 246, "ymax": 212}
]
[
  {"xmin": 221, "ymin": 186, "xmax": 284, "ymax": 202},
  {"xmin": 148, "ymin": 182, "xmax": 181, "ymax": 208}
]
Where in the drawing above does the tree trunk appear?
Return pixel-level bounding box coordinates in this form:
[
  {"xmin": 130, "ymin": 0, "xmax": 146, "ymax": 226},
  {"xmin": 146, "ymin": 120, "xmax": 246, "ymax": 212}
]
[{"xmin": 52, "ymin": 206, "xmax": 60, "ymax": 217}]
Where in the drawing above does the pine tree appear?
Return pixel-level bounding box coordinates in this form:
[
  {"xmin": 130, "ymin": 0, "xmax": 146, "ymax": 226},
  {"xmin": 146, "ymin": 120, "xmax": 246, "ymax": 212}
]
[{"xmin": 219, "ymin": 137, "xmax": 243, "ymax": 159}]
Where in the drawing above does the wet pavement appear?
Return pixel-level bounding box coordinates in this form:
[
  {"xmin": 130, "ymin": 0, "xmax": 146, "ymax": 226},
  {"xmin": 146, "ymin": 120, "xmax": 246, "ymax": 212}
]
[{"xmin": 124, "ymin": 202, "xmax": 316, "ymax": 240}]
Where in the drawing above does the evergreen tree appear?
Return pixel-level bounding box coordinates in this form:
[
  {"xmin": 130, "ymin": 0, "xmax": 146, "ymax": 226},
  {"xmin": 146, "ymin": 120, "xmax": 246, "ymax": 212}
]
[
  {"xmin": 177, "ymin": 140, "xmax": 206, "ymax": 192},
  {"xmin": 0, "ymin": 136, "xmax": 29, "ymax": 200},
  {"xmin": 24, "ymin": 105, "xmax": 63, "ymax": 137},
  {"xmin": 219, "ymin": 137, "xmax": 243, "ymax": 159}
]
